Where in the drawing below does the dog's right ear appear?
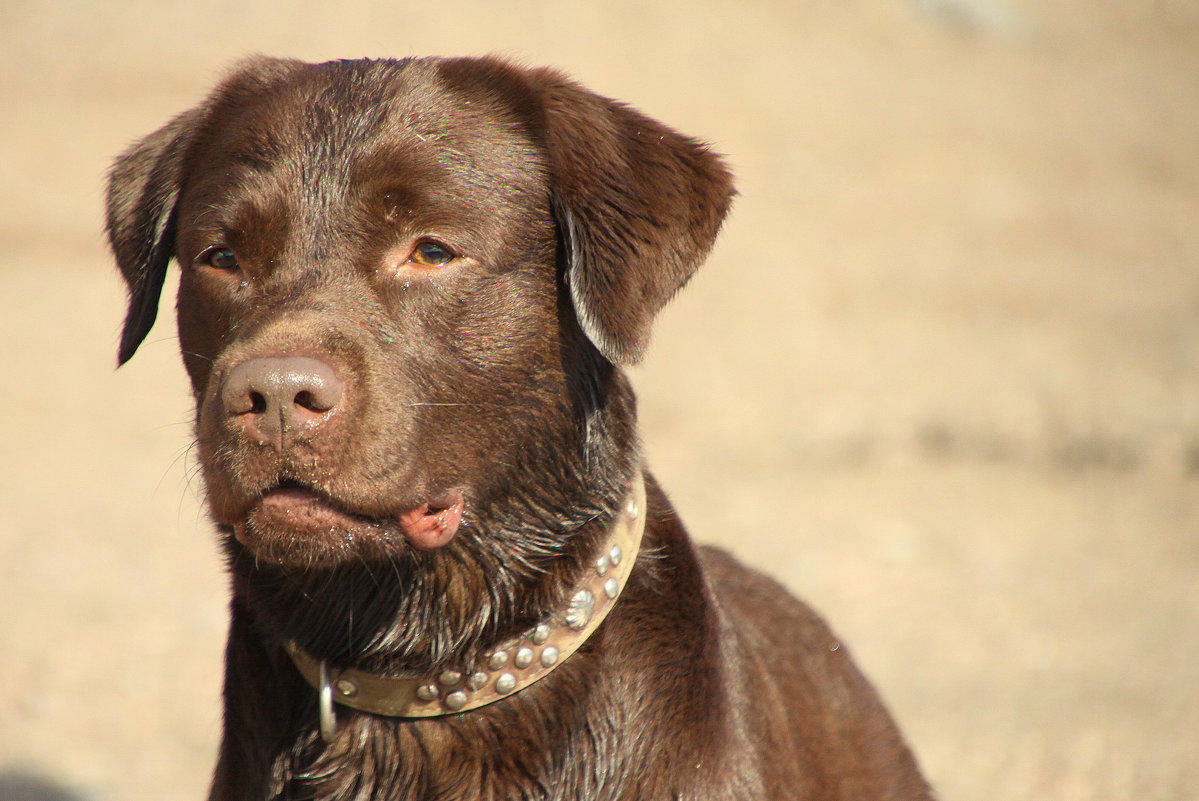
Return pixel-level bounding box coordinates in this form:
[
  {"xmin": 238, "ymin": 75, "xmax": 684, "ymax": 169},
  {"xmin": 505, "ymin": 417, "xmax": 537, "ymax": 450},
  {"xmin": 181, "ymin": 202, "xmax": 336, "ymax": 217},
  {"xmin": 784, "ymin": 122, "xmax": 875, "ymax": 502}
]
[
  {"xmin": 105, "ymin": 107, "xmax": 204, "ymax": 366},
  {"xmin": 106, "ymin": 56, "xmax": 301, "ymax": 366}
]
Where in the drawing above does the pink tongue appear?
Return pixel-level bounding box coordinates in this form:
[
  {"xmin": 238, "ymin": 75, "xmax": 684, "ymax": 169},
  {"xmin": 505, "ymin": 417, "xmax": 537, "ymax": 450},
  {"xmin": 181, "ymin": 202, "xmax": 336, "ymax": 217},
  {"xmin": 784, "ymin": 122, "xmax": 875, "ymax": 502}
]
[{"xmin": 397, "ymin": 494, "xmax": 464, "ymax": 550}]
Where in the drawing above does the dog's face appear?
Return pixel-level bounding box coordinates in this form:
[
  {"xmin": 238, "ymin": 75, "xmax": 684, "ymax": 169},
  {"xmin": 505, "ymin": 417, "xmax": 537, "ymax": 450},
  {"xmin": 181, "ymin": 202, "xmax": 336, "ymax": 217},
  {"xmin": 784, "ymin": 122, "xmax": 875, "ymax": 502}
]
[
  {"xmin": 173, "ymin": 60, "xmax": 566, "ymax": 568},
  {"xmin": 107, "ymin": 56, "xmax": 732, "ymax": 664}
]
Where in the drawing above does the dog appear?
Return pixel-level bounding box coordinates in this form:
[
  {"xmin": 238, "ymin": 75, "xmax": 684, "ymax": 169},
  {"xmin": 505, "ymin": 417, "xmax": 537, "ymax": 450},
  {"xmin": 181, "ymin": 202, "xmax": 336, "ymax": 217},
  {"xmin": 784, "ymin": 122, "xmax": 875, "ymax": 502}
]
[{"xmin": 106, "ymin": 55, "xmax": 933, "ymax": 800}]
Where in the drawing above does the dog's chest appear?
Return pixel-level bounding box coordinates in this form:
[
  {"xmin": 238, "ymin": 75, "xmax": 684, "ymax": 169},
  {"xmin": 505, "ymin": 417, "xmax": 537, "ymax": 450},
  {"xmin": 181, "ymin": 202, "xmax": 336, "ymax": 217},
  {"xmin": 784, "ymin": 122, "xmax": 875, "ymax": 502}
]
[{"xmin": 271, "ymin": 715, "xmax": 642, "ymax": 801}]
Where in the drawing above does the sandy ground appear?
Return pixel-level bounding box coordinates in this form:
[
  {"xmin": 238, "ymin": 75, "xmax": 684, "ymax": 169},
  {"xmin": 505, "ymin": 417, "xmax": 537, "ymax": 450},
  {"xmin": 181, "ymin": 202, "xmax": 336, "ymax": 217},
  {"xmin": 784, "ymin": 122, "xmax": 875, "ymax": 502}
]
[{"xmin": 1, "ymin": 1, "xmax": 1197, "ymax": 799}]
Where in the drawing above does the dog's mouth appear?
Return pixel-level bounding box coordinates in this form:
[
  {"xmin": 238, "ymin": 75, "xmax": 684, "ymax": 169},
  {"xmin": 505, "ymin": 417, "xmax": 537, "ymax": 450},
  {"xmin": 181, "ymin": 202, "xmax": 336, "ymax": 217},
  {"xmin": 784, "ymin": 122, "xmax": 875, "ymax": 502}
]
[{"xmin": 233, "ymin": 478, "xmax": 465, "ymax": 563}]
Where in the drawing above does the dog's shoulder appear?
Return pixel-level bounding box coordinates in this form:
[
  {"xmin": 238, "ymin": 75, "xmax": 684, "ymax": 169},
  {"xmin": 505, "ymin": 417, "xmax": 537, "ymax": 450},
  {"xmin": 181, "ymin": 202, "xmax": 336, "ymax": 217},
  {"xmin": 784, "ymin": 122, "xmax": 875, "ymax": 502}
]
[
  {"xmin": 696, "ymin": 544, "xmax": 933, "ymax": 800},
  {"xmin": 697, "ymin": 544, "xmax": 834, "ymax": 639}
]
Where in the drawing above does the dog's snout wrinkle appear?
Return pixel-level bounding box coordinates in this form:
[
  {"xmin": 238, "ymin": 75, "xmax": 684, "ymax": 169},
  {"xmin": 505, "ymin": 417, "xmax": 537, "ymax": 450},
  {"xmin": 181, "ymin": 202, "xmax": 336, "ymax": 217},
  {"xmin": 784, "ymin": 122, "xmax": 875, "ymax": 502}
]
[{"xmin": 221, "ymin": 355, "xmax": 344, "ymax": 448}]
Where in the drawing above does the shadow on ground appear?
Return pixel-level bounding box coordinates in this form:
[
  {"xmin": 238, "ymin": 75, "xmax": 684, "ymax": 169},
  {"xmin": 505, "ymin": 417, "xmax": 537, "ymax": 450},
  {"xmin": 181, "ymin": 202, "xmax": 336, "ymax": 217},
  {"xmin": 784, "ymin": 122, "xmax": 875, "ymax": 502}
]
[{"xmin": 0, "ymin": 772, "xmax": 87, "ymax": 801}]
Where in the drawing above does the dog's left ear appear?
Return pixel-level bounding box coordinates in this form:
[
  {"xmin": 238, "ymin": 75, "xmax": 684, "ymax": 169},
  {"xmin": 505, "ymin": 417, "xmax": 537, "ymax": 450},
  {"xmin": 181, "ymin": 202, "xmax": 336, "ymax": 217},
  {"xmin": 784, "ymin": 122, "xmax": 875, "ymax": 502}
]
[
  {"xmin": 533, "ymin": 69, "xmax": 736, "ymax": 365},
  {"xmin": 105, "ymin": 107, "xmax": 205, "ymax": 366}
]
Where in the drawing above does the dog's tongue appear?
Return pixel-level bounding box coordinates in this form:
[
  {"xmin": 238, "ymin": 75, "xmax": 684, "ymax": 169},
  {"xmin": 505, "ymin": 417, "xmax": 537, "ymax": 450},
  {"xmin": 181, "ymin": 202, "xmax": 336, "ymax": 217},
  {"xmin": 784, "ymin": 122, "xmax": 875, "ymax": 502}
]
[{"xmin": 397, "ymin": 494, "xmax": 464, "ymax": 550}]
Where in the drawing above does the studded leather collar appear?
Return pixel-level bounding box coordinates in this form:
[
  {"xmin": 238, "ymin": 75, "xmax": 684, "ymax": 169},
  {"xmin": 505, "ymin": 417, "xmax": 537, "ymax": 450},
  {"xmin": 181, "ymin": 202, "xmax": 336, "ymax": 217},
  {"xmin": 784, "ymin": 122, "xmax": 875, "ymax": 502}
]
[{"xmin": 285, "ymin": 472, "xmax": 647, "ymax": 740}]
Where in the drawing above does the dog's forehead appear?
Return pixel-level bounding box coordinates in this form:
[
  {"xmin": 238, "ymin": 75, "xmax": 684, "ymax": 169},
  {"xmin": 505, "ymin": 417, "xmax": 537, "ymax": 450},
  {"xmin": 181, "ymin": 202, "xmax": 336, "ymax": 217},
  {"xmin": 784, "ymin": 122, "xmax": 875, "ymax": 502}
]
[
  {"xmin": 208, "ymin": 59, "xmax": 545, "ymax": 196},
  {"xmin": 174, "ymin": 59, "xmax": 553, "ymax": 265}
]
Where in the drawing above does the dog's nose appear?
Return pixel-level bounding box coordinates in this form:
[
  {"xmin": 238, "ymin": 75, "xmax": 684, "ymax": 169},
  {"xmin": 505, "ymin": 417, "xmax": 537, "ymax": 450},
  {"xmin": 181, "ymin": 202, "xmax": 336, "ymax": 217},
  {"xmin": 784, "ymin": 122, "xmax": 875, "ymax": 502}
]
[{"xmin": 221, "ymin": 356, "xmax": 344, "ymax": 447}]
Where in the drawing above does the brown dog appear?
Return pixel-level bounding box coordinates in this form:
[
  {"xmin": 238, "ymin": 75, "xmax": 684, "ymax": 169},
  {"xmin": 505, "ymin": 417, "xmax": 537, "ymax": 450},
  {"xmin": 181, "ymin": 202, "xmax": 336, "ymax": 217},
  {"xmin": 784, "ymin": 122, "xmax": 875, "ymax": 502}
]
[{"xmin": 106, "ymin": 56, "xmax": 933, "ymax": 800}]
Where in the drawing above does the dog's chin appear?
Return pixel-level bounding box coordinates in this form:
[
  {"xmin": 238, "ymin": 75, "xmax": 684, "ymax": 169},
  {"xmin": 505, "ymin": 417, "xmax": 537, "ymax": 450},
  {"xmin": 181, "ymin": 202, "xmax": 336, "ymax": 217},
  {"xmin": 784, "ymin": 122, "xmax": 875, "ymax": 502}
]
[{"xmin": 230, "ymin": 486, "xmax": 465, "ymax": 568}]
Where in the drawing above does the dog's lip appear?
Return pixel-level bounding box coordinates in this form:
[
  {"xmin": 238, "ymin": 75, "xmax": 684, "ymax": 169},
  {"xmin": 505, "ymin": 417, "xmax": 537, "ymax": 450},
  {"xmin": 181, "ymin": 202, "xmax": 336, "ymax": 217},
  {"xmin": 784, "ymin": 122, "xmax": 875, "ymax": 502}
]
[
  {"xmin": 245, "ymin": 482, "xmax": 464, "ymax": 550},
  {"xmin": 258, "ymin": 484, "xmax": 348, "ymax": 514},
  {"xmin": 395, "ymin": 491, "xmax": 465, "ymax": 550}
]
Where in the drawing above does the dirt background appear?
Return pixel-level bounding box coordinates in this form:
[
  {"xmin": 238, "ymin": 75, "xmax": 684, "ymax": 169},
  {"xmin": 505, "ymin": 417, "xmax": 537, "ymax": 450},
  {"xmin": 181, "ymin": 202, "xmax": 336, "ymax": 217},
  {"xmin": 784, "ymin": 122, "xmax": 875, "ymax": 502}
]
[{"xmin": 2, "ymin": 1, "xmax": 1197, "ymax": 799}]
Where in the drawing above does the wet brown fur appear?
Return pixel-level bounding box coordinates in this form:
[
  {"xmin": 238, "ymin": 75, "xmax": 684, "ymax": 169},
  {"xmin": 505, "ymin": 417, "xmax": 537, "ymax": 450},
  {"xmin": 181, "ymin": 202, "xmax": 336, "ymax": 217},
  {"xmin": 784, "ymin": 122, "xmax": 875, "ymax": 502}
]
[{"xmin": 106, "ymin": 56, "xmax": 933, "ymax": 801}]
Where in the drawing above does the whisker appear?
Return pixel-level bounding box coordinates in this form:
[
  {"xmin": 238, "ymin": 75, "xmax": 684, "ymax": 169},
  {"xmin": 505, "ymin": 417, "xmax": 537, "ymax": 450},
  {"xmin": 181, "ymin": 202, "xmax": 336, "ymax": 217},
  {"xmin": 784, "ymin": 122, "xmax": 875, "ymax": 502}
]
[
  {"xmin": 144, "ymin": 333, "xmax": 181, "ymax": 348},
  {"xmin": 153, "ymin": 419, "xmax": 195, "ymax": 432},
  {"xmin": 405, "ymin": 402, "xmax": 514, "ymax": 408},
  {"xmin": 180, "ymin": 349, "xmax": 215, "ymax": 364},
  {"xmin": 157, "ymin": 433, "xmax": 197, "ymax": 493}
]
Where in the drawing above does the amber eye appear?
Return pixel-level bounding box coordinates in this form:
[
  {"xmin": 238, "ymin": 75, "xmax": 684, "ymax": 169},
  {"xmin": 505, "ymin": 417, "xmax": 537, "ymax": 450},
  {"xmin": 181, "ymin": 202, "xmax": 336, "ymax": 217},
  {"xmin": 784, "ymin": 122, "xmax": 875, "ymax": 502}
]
[
  {"xmin": 203, "ymin": 247, "xmax": 239, "ymax": 270},
  {"xmin": 409, "ymin": 241, "xmax": 455, "ymax": 267}
]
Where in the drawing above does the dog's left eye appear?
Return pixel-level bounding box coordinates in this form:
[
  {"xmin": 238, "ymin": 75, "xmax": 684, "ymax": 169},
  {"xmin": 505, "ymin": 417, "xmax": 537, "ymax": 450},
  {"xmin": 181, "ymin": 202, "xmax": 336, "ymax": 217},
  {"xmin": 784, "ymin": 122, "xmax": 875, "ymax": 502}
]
[
  {"xmin": 202, "ymin": 247, "xmax": 240, "ymax": 270},
  {"xmin": 409, "ymin": 241, "xmax": 456, "ymax": 267}
]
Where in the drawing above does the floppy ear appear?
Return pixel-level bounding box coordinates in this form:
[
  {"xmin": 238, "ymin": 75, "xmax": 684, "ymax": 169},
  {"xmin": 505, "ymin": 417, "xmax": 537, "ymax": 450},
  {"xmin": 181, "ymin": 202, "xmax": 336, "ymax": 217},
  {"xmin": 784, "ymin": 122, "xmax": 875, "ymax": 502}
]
[
  {"xmin": 105, "ymin": 55, "xmax": 301, "ymax": 366},
  {"xmin": 534, "ymin": 70, "xmax": 735, "ymax": 364},
  {"xmin": 105, "ymin": 107, "xmax": 205, "ymax": 365}
]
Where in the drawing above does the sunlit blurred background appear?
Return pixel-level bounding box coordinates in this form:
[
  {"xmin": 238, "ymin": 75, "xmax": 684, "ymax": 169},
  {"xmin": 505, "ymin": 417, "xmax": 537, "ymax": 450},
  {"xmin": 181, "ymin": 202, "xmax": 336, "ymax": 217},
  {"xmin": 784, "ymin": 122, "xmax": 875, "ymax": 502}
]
[{"xmin": 2, "ymin": 2, "xmax": 1197, "ymax": 799}]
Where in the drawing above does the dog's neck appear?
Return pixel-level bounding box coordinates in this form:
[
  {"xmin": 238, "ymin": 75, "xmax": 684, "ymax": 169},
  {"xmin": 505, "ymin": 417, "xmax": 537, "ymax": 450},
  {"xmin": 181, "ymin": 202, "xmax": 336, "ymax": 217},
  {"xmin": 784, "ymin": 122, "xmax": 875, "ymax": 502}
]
[{"xmin": 284, "ymin": 472, "xmax": 647, "ymax": 739}]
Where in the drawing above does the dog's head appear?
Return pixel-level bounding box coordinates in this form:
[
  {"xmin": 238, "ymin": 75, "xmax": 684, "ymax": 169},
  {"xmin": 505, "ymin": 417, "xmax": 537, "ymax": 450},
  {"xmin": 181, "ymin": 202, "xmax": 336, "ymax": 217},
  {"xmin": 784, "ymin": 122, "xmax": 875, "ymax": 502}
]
[{"xmin": 106, "ymin": 56, "xmax": 732, "ymax": 666}]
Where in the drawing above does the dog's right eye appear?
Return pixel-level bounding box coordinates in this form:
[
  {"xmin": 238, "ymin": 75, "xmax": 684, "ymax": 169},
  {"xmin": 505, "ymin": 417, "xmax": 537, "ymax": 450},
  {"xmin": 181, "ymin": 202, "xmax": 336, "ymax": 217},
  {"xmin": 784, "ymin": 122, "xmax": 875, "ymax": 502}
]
[
  {"xmin": 202, "ymin": 247, "xmax": 240, "ymax": 270},
  {"xmin": 409, "ymin": 241, "xmax": 456, "ymax": 268}
]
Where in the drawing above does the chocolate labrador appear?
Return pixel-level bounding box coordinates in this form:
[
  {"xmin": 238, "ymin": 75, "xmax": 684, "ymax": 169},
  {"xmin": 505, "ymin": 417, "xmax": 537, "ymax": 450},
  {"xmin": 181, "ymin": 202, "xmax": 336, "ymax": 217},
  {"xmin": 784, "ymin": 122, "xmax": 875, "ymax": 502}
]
[{"xmin": 106, "ymin": 56, "xmax": 933, "ymax": 800}]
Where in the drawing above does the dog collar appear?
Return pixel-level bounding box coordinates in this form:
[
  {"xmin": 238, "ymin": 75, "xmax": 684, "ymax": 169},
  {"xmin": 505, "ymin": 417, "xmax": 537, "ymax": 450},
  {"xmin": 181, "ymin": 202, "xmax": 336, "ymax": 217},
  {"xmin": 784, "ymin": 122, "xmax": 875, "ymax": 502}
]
[{"xmin": 286, "ymin": 472, "xmax": 647, "ymax": 740}]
